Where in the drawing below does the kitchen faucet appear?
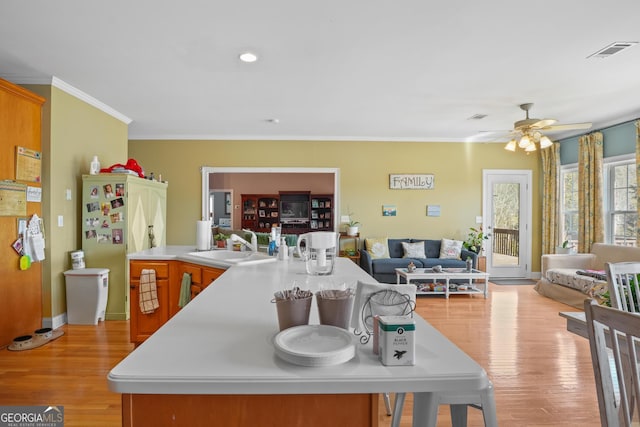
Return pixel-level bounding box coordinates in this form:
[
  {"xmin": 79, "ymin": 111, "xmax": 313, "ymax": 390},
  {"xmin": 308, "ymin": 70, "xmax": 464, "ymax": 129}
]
[{"xmin": 230, "ymin": 229, "xmax": 257, "ymax": 252}]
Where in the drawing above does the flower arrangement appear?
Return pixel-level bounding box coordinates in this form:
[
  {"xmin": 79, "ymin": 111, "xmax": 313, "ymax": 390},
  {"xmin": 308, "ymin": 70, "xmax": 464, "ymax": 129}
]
[{"xmin": 462, "ymin": 227, "xmax": 490, "ymax": 254}]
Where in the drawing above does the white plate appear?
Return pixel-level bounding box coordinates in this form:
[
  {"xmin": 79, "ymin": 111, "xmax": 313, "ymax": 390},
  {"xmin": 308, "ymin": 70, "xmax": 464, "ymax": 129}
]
[{"xmin": 274, "ymin": 325, "xmax": 355, "ymax": 367}]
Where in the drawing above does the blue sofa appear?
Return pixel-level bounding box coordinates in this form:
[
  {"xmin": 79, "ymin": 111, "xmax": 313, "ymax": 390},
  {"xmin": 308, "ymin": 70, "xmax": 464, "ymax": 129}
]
[{"xmin": 360, "ymin": 238, "xmax": 478, "ymax": 284}]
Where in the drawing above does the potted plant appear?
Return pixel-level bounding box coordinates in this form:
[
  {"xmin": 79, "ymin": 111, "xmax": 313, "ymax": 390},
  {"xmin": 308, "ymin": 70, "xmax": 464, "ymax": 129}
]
[
  {"xmin": 555, "ymin": 238, "xmax": 575, "ymax": 255},
  {"xmin": 213, "ymin": 232, "xmax": 229, "ymax": 248},
  {"xmin": 346, "ymin": 216, "xmax": 360, "ymax": 236},
  {"xmin": 462, "ymin": 227, "xmax": 490, "ymax": 254}
]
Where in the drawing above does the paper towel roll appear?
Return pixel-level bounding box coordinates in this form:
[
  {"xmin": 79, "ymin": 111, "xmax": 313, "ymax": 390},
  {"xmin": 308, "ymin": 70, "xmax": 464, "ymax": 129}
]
[{"xmin": 196, "ymin": 220, "xmax": 211, "ymax": 250}]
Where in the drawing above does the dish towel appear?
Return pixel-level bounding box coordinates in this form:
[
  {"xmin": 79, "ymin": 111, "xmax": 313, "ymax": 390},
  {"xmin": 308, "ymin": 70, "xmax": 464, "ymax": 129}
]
[
  {"xmin": 178, "ymin": 272, "xmax": 192, "ymax": 308},
  {"xmin": 139, "ymin": 269, "xmax": 159, "ymax": 314}
]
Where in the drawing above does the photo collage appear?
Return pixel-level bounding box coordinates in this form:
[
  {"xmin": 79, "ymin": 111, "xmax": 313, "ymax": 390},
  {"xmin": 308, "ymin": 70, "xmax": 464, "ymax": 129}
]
[{"xmin": 85, "ymin": 182, "xmax": 125, "ymax": 244}]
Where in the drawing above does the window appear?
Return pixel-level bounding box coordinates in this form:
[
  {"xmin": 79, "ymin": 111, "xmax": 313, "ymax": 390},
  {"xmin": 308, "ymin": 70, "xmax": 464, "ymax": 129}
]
[
  {"xmin": 606, "ymin": 158, "xmax": 637, "ymax": 246},
  {"xmin": 560, "ymin": 156, "xmax": 638, "ymax": 247},
  {"xmin": 560, "ymin": 166, "xmax": 578, "ymax": 247}
]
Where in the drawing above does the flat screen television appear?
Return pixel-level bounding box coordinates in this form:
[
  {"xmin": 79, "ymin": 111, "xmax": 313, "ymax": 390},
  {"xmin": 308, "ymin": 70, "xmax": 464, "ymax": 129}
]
[{"xmin": 280, "ymin": 200, "xmax": 309, "ymax": 222}]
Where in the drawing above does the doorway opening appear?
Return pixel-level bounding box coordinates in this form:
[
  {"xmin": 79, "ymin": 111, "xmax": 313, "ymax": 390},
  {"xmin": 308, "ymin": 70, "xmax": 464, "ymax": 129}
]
[{"xmin": 201, "ymin": 167, "xmax": 340, "ymax": 231}]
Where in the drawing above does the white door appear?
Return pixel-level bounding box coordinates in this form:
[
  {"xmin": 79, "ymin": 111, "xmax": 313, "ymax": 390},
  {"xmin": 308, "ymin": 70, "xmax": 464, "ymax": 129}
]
[{"xmin": 482, "ymin": 170, "xmax": 532, "ymax": 279}]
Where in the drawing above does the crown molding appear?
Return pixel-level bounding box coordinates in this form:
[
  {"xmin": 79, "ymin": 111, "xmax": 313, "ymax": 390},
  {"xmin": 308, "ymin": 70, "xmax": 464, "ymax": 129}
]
[
  {"xmin": 127, "ymin": 133, "xmax": 489, "ymax": 143},
  {"xmin": 0, "ymin": 74, "xmax": 131, "ymax": 125},
  {"xmin": 51, "ymin": 77, "xmax": 132, "ymax": 124}
]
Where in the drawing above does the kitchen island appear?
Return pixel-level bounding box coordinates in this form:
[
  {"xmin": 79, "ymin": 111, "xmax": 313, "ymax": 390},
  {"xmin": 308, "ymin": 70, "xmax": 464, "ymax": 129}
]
[{"xmin": 110, "ymin": 251, "xmax": 494, "ymax": 426}]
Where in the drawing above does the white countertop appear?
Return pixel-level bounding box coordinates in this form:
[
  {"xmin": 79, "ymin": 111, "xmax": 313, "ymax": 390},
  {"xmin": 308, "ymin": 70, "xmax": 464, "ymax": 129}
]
[
  {"xmin": 127, "ymin": 245, "xmax": 276, "ymax": 269},
  {"xmin": 127, "ymin": 245, "xmax": 196, "ymax": 260},
  {"xmin": 109, "ymin": 256, "xmax": 490, "ymax": 395}
]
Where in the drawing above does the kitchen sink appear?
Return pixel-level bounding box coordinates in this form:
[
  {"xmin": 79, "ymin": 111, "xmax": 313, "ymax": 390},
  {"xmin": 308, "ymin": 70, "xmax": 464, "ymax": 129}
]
[{"xmin": 184, "ymin": 250, "xmax": 277, "ymax": 266}]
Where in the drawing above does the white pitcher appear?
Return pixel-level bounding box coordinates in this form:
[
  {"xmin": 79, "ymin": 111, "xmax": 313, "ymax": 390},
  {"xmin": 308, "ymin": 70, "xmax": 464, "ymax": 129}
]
[{"xmin": 296, "ymin": 231, "xmax": 338, "ymax": 275}]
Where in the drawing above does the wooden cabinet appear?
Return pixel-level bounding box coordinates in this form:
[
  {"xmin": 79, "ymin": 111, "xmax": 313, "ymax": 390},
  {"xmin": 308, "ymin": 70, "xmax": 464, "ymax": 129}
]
[
  {"xmin": 241, "ymin": 192, "xmax": 334, "ymax": 235},
  {"xmin": 257, "ymin": 196, "xmax": 279, "ymax": 232},
  {"xmin": 0, "ymin": 79, "xmax": 45, "ymax": 348},
  {"xmin": 241, "ymin": 195, "xmax": 258, "ymax": 230},
  {"xmin": 310, "ymin": 195, "xmax": 333, "ymax": 231},
  {"xmin": 280, "ymin": 191, "xmax": 311, "ymax": 235},
  {"xmin": 130, "ymin": 260, "xmax": 225, "ymax": 345},
  {"xmin": 176, "ymin": 263, "xmax": 225, "ymax": 313},
  {"xmin": 202, "ymin": 267, "xmax": 225, "ymax": 287},
  {"xmin": 82, "ymin": 174, "xmax": 167, "ymax": 320},
  {"xmin": 175, "ymin": 263, "xmax": 202, "ymax": 317},
  {"xmin": 129, "ymin": 261, "xmax": 172, "ymax": 344},
  {"xmin": 242, "ymin": 194, "xmax": 280, "ymax": 232}
]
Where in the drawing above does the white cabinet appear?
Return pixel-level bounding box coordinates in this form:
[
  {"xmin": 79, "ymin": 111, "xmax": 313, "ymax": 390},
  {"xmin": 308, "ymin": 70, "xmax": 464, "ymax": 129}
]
[{"xmin": 82, "ymin": 174, "xmax": 167, "ymax": 320}]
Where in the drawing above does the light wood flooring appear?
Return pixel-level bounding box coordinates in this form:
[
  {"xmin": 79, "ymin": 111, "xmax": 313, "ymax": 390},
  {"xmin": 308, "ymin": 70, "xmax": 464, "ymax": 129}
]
[{"xmin": 0, "ymin": 283, "xmax": 599, "ymax": 426}]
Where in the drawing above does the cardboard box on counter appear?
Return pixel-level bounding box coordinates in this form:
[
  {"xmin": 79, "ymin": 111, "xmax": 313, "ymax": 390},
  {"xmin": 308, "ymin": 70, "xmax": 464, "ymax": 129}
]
[{"xmin": 378, "ymin": 315, "xmax": 415, "ymax": 366}]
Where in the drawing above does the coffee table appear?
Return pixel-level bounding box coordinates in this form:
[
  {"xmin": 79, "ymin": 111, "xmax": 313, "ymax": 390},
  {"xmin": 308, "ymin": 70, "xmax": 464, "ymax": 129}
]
[{"xmin": 395, "ymin": 267, "xmax": 489, "ymax": 298}]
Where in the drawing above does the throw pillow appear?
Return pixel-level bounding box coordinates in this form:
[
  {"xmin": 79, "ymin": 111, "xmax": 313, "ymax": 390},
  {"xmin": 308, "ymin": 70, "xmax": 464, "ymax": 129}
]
[
  {"xmin": 439, "ymin": 238, "xmax": 463, "ymax": 259},
  {"xmin": 365, "ymin": 237, "xmax": 390, "ymax": 259},
  {"xmin": 401, "ymin": 241, "xmax": 426, "ymax": 258}
]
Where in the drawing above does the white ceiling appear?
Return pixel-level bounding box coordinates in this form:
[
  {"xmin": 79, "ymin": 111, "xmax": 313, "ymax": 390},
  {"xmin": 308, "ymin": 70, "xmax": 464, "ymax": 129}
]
[{"xmin": 2, "ymin": 1, "xmax": 640, "ymax": 143}]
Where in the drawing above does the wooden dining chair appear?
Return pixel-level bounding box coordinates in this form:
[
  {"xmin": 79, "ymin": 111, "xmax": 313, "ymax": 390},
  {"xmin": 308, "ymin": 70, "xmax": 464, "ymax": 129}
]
[
  {"xmin": 584, "ymin": 299, "xmax": 640, "ymax": 427},
  {"xmin": 604, "ymin": 262, "xmax": 640, "ymax": 313}
]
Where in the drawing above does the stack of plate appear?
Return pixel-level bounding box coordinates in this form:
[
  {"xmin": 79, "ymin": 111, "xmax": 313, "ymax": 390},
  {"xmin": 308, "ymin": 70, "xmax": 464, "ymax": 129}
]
[{"xmin": 273, "ymin": 325, "xmax": 356, "ymax": 367}]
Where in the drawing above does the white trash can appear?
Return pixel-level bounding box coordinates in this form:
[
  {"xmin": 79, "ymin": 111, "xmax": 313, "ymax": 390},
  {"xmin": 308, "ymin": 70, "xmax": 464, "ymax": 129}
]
[{"xmin": 63, "ymin": 268, "xmax": 109, "ymax": 325}]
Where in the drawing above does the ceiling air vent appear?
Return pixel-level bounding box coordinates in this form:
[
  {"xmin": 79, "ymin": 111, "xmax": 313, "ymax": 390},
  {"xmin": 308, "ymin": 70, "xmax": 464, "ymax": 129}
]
[{"xmin": 587, "ymin": 42, "xmax": 638, "ymax": 59}]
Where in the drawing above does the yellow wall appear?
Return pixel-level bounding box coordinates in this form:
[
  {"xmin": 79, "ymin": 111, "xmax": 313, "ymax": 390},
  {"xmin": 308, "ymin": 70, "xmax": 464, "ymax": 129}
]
[
  {"xmin": 26, "ymin": 84, "xmax": 128, "ymax": 321},
  {"xmin": 129, "ymin": 140, "xmax": 542, "ymax": 270}
]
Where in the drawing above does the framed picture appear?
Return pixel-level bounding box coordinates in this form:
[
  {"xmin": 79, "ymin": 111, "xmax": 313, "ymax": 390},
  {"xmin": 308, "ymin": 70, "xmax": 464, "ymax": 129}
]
[
  {"xmin": 389, "ymin": 174, "xmax": 434, "ymax": 190},
  {"xmin": 311, "ymin": 199, "xmax": 319, "ymax": 208},
  {"xmin": 382, "ymin": 205, "xmax": 397, "ymax": 216}
]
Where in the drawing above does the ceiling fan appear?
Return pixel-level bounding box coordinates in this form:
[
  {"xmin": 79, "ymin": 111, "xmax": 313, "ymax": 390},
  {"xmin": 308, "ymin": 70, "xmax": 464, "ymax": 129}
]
[{"xmin": 504, "ymin": 103, "xmax": 592, "ymax": 153}]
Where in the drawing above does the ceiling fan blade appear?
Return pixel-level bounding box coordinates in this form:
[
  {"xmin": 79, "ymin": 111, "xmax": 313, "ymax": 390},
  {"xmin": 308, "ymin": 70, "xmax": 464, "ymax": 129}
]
[
  {"xmin": 541, "ymin": 122, "xmax": 593, "ymax": 132},
  {"xmin": 530, "ymin": 118, "xmax": 557, "ymax": 129}
]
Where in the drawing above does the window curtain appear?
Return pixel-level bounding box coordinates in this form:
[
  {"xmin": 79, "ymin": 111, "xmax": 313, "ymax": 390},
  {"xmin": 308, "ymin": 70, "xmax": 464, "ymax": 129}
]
[
  {"xmin": 540, "ymin": 142, "xmax": 560, "ymax": 254},
  {"xmin": 577, "ymin": 132, "xmax": 604, "ymax": 252},
  {"xmin": 636, "ymin": 120, "xmax": 640, "ymax": 246}
]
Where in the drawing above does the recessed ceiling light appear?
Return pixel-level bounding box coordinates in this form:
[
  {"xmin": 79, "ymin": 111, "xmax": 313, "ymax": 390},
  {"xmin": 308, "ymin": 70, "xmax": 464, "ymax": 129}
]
[
  {"xmin": 239, "ymin": 52, "xmax": 258, "ymax": 63},
  {"xmin": 468, "ymin": 114, "xmax": 487, "ymax": 120},
  {"xmin": 266, "ymin": 118, "xmax": 280, "ymax": 124}
]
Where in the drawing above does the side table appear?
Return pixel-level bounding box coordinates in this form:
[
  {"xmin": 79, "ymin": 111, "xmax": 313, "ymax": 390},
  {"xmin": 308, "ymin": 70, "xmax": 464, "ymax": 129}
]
[{"xmin": 339, "ymin": 232, "xmax": 360, "ymax": 264}]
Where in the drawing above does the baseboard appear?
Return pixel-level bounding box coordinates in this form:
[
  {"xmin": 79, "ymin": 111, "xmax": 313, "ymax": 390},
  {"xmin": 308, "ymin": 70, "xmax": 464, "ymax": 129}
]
[
  {"xmin": 105, "ymin": 312, "xmax": 128, "ymax": 321},
  {"xmin": 42, "ymin": 312, "xmax": 67, "ymax": 329}
]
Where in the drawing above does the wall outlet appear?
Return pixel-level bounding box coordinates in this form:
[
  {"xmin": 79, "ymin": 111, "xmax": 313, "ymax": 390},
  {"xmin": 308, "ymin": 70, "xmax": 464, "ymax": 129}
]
[
  {"xmin": 475, "ymin": 216, "xmax": 483, "ymax": 224},
  {"xmin": 341, "ymin": 215, "xmax": 350, "ymax": 223}
]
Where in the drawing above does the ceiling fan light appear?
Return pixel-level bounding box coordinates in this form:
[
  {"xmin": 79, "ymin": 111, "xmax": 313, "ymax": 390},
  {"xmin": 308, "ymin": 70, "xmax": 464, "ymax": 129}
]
[
  {"xmin": 539, "ymin": 135, "xmax": 553, "ymax": 148},
  {"xmin": 504, "ymin": 140, "xmax": 517, "ymax": 151},
  {"xmin": 518, "ymin": 135, "xmax": 531, "ymax": 148},
  {"xmin": 525, "ymin": 142, "xmax": 537, "ymax": 152}
]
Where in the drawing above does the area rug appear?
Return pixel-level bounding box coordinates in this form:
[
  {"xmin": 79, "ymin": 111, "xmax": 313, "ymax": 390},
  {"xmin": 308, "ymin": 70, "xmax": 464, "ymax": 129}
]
[{"xmin": 490, "ymin": 279, "xmax": 537, "ymax": 285}]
